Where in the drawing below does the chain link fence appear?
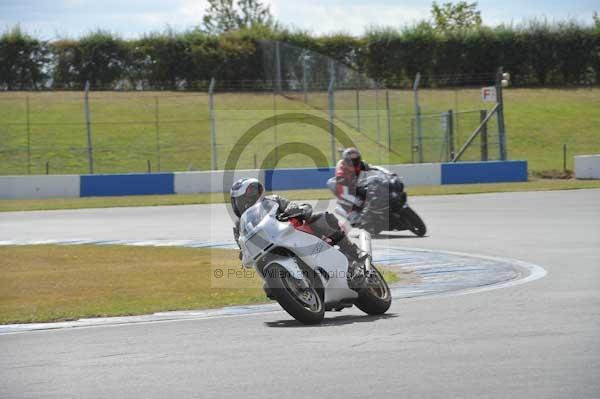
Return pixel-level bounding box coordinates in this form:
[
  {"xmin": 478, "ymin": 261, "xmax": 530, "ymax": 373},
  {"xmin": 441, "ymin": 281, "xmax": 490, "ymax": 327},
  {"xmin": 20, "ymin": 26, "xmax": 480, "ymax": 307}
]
[
  {"xmin": 0, "ymin": 89, "xmax": 211, "ymax": 175},
  {"xmin": 406, "ymin": 72, "xmax": 506, "ymax": 164},
  {"xmin": 0, "ymin": 40, "xmax": 508, "ymax": 175}
]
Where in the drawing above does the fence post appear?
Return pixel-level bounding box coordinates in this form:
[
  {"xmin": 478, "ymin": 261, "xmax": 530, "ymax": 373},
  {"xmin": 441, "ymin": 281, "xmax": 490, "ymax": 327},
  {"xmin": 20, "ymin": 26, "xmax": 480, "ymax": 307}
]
[
  {"xmin": 375, "ymin": 86, "xmax": 382, "ymax": 164},
  {"xmin": 328, "ymin": 78, "xmax": 336, "ymax": 166},
  {"xmin": 356, "ymin": 77, "xmax": 361, "ymax": 132},
  {"xmin": 83, "ymin": 81, "xmax": 94, "ymax": 174},
  {"xmin": 453, "ymin": 88, "xmax": 460, "ymax": 141},
  {"xmin": 452, "ymin": 103, "xmax": 499, "ymax": 162},
  {"xmin": 275, "ymin": 41, "xmax": 282, "ymax": 93},
  {"xmin": 480, "ymin": 109, "xmax": 488, "ymax": 161},
  {"xmin": 413, "ymin": 73, "xmax": 423, "ymax": 163},
  {"xmin": 302, "ymin": 51, "xmax": 308, "ymax": 104},
  {"xmin": 209, "ymin": 78, "xmax": 218, "ymax": 170},
  {"xmin": 272, "ymin": 89, "xmax": 279, "ymax": 165},
  {"xmin": 410, "ymin": 118, "xmax": 415, "ymax": 163},
  {"xmin": 355, "ymin": 88, "xmax": 361, "ymax": 132},
  {"xmin": 328, "ymin": 58, "xmax": 336, "ymax": 86},
  {"xmin": 154, "ymin": 96, "xmax": 161, "ymax": 172},
  {"xmin": 496, "ymin": 67, "xmax": 507, "ymax": 160},
  {"xmin": 446, "ymin": 110, "xmax": 454, "ymax": 162},
  {"xmin": 25, "ymin": 96, "xmax": 31, "ymax": 175},
  {"xmin": 385, "ymin": 89, "xmax": 392, "ymax": 151}
]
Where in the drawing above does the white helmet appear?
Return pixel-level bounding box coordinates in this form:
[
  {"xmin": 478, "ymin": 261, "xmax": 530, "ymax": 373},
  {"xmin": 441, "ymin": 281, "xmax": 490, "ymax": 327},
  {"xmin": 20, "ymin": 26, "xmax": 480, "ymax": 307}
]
[
  {"xmin": 230, "ymin": 178, "xmax": 264, "ymax": 217},
  {"xmin": 342, "ymin": 147, "xmax": 362, "ymax": 167}
]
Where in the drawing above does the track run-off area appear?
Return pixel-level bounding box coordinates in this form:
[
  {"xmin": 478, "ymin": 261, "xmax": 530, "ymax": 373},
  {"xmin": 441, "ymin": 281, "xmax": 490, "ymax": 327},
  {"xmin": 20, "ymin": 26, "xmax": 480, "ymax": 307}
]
[
  {"xmin": 0, "ymin": 240, "xmax": 546, "ymax": 334},
  {"xmin": 1, "ymin": 189, "xmax": 599, "ymax": 398}
]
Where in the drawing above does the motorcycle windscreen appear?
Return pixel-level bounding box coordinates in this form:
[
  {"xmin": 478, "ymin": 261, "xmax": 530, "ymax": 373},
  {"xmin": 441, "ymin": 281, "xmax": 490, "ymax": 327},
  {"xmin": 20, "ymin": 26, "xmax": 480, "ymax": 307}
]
[{"xmin": 239, "ymin": 199, "xmax": 279, "ymax": 238}]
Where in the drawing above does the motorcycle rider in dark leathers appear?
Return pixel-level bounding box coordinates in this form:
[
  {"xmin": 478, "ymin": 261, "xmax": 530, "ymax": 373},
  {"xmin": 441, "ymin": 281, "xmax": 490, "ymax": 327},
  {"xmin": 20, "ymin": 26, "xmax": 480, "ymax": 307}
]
[{"xmin": 230, "ymin": 178, "xmax": 368, "ymax": 287}]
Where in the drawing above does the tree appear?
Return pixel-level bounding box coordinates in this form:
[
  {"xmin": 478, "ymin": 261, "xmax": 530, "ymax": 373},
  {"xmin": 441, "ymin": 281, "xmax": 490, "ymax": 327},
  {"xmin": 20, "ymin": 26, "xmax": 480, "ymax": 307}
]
[
  {"xmin": 78, "ymin": 31, "xmax": 129, "ymax": 86},
  {"xmin": 0, "ymin": 26, "xmax": 49, "ymax": 89},
  {"xmin": 202, "ymin": 0, "xmax": 275, "ymax": 34},
  {"xmin": 431, "ymin": 1, "xmax": 482, "ymax": 31},
  {"xmin": 52, "ymin": 31, "xmax": 129, "ymax": 88},
  {"xmin": 592, "ymin": 12, "xmax": 600, "ymax": 83},
  {"xmin": 130, "ymin": 31, "xmax": 195, "ymax": 88}
]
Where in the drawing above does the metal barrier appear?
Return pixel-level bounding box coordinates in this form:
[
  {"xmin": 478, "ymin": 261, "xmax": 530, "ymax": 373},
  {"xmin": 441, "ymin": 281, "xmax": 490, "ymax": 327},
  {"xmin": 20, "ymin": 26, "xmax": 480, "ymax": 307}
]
[{"xmin": 0, "ymin": 161, "xmax": 528, "ymax": 200}]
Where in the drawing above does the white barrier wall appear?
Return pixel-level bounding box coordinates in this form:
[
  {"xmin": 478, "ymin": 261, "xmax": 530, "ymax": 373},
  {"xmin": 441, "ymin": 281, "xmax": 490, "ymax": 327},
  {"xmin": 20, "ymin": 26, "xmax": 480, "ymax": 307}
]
[
  {"xmin": 575, "ymin": 155, "xmax": 600, "ymax": 179},
  {"xmin": 0, "ymin": 175, "xmax": 80, "ymax": 199},
  {"xmin": 385, "ymin": 163, "xmax": 441, "ymax": 186},
  {"xmin": 174, "ymin": 163, "xmax": 441, "ymax": 194},
  {"xmin": 174, "ymin": 169, "xmax": 264, "ymax": 194}
]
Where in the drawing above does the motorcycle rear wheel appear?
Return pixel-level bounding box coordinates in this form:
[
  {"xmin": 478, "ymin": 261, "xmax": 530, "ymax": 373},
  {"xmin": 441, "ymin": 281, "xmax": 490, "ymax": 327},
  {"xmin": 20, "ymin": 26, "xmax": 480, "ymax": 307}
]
[{"xmin": 266, "ymin": 264, "xmax": 325, "ymax": 325}]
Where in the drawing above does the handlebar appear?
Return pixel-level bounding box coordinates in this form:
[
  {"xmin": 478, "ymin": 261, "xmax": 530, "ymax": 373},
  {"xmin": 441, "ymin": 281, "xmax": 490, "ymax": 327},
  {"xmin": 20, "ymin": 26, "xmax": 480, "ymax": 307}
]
[
  {"xmin": 370, "ymin": 165, "xmax": 397, "ymax": 177},
  {"xmin": 276, "ymin": 214, "xmax": 290, "ymax": 222},
  {"xmin": 277, "ymin": 212, "xmax": 303, "ymax": 222}
]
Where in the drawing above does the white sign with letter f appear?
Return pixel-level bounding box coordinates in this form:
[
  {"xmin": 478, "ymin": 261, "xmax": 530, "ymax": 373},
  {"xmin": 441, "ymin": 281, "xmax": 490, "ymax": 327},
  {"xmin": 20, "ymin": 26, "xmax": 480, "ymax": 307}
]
[{"xmin": 481, "ymin": 86, "xmax": 497, "ymax": 102}]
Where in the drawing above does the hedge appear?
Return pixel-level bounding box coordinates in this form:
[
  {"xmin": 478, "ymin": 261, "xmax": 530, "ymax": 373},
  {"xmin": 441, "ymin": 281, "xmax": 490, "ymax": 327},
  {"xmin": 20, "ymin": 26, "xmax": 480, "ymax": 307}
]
[{"xmin": 1, "ymin": 22, "xmax": 599, "ymax": 90}]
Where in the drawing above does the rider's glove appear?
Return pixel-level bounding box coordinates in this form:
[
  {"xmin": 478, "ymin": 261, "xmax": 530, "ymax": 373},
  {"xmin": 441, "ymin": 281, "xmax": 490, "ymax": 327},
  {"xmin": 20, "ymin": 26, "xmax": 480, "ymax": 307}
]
[
  {"xmin": 343, "ymin": 194, "xmax": 363, "ymax": 207},
  {"xmin": 233, "ymin": 225, "xmax": 240, "ymax": 243},
  {"xmin": 283, "ymin": 203, "xmax": 312, "ymax": 220}
]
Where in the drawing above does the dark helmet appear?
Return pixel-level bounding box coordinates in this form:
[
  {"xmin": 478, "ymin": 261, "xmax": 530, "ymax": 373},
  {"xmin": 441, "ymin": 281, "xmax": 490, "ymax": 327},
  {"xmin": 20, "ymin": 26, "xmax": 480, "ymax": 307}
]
[
  {"xmin": 230, "ymin": 178, "xmax": 264, "ymax": 217},
  {"xmin": 342, "ymin": 147, "xmax": 362, "ymax": 167}
]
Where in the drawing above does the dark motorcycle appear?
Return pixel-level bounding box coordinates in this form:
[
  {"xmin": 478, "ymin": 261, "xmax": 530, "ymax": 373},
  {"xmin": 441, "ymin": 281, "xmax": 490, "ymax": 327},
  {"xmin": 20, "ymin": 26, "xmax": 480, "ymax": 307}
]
[{"xmin": 329, "ymin": 166, "xmax": 427, "ymax": 237}]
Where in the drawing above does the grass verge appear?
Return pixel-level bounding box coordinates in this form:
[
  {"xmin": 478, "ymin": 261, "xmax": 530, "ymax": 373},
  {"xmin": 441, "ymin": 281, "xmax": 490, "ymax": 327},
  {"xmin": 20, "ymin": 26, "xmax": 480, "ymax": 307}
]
[
  {"xmin": 0, "ymin": 245, "xmax": 399, "ymax": 324},
  {"xmin": 1, "ymin": 178, "xmax": 599, "ymax": 212},
  {"xmin": 1, "ymin": 88, "xmax": 599, "ymax": 174}
]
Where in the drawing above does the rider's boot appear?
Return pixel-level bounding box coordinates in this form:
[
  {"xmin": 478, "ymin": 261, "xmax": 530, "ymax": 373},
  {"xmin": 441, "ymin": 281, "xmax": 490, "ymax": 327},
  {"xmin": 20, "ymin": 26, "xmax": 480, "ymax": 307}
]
[
  {"xmin": 348, "ymin": 210, "xmax": 361, "ymax": 226},
  {"xmin": 336, "ymin": 236, "xmax": 369, "ymax": 289}
]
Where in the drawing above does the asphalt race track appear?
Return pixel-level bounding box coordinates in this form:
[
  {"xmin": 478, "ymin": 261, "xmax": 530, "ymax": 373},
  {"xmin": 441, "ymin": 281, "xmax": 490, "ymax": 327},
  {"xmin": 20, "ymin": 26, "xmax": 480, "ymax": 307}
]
[{"xmin": 1, "ymin": 189, "xmax": 599, "ymax": 398}]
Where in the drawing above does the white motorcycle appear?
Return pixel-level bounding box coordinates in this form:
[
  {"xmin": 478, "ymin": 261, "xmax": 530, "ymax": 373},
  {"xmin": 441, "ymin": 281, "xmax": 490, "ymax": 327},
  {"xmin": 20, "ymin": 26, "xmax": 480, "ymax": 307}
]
[{"xmin": 238, "ymin": 199, "xmax": 392, "ymax": 324}]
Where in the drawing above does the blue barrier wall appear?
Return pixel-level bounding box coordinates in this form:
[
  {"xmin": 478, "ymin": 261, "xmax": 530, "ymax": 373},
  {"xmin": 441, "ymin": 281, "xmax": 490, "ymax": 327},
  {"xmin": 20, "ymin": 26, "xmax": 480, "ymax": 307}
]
[
  {"xmin": 80, "ymin": 173, "xmax": 175, "ymax": 197},
  {"xmin": 441, "ymin": 161, "xmax": 528, "ymax": 185},
  {"xmin": 264, "ymin": 167, "xmax": 335, "ymax": 191}
]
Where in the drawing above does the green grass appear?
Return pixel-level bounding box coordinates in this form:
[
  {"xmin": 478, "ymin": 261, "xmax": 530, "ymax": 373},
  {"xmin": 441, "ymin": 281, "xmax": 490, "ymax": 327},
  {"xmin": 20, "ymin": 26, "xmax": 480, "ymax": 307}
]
[
  {"xmin": 1, "ymin": 88, "xmax": 599, "ymax": 175},
  {"xmin": 0, "ymin": 244, "xmax": 400, "ymax": 324},
  {"xmin": 0, "ymin": 91, "xmax": 392, "ymax": 174},
  {"xmin": 0, "ymin": 245, "xmax": 263, "ymax": 324},
  {"xmin": 1, "ymin": 179, "xmax": 598, "ymax": 212},
  {"xmin": 503, "ymin": 88, "xmax": 600, "ymax": 172}
]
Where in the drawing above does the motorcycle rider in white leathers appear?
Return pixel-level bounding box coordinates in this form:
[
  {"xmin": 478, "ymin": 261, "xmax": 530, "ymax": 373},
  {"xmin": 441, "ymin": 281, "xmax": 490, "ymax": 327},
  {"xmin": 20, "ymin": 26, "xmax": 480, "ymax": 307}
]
[{"xmin": 230, "ymin": 178, "xmax": 368, "ymax": 287}]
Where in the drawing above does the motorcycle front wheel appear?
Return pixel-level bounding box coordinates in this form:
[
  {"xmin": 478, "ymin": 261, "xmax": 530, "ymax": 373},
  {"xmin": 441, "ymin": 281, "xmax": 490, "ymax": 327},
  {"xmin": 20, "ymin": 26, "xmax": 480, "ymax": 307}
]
[
  {"xmin": 266, "ymin": 264, "xmax": 325, "ymax": 325},
  {"xmin": 365, "ymin": 224, "xmax": 383, "ymax": 236},
  {"xmin": 355, "ymin": 267, "xmax": 392, "ymax": 315}
]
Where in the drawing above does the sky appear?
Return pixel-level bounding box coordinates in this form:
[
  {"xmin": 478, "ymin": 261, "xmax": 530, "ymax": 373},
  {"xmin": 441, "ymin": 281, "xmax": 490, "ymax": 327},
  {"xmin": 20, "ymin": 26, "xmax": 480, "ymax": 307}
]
[{"xmin": 1, "ymin": 0, "xmax": 598, "ymax": 39}]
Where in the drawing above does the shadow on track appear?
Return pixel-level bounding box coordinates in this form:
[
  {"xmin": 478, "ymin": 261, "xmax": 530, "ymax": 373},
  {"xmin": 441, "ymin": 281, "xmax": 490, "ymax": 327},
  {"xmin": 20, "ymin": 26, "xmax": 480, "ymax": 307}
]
[
  {"xmin": 264, "ymin": 313, "xmax": 397, "ymax": 328},
  {"xmin": 372, "ymin": 232, "xmax": 426, "ymax": 239}
]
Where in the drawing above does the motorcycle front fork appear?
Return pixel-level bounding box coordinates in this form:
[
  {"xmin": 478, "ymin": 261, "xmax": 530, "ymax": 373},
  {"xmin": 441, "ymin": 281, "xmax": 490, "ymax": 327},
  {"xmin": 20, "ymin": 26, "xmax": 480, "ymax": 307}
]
[{"xmin": 358, "ymin": 229, "xmax": 373, "ymax": 274}]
